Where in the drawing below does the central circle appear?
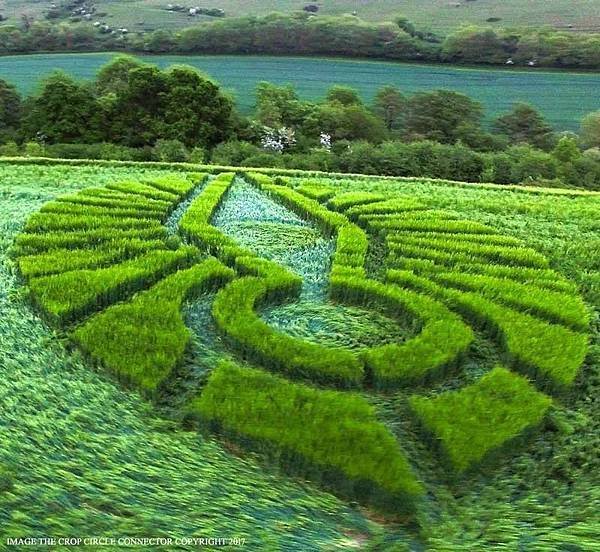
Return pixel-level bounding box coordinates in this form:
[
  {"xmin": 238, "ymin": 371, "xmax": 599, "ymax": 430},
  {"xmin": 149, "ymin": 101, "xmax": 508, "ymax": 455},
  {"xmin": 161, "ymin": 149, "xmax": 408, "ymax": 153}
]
[{"xmin": 260, "ymin": 301, "xmax": 418, "ymax": 351}]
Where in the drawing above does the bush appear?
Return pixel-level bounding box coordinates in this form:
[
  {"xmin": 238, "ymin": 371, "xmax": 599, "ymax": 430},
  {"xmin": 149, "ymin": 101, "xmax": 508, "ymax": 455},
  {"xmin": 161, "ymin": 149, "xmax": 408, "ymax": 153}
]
[
  {"xmin": 23, "ymin": 141, "xmax": 45, "ymax": 157},
  {"xmin": 210, "ymin": 140, "xmax": 261, "ymax": 165},
  {"xmin": 152, "ymin": 139, "xmax": 189, "ymax": 162}
]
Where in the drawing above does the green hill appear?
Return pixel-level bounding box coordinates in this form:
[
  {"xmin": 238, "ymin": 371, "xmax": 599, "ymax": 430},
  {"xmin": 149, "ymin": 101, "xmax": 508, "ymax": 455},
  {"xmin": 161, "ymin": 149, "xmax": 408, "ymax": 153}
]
[{"xmin": 3, "ymin": 0, "xmax": 600, "ymax": 34}]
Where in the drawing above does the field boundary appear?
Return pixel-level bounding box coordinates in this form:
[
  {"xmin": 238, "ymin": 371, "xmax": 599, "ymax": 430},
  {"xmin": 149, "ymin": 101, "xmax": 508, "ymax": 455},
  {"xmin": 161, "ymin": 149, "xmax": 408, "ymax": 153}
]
[{"xmin": 2, "ymin": 157, "xmax": 599, "ymax": 197}]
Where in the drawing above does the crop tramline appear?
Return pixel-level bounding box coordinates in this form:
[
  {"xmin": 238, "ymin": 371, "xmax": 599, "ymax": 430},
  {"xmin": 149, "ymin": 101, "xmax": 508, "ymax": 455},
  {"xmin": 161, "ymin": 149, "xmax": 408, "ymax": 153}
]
[{"xmin": 12, "ymin": 169, "xmax": 591, "ymax": 520}]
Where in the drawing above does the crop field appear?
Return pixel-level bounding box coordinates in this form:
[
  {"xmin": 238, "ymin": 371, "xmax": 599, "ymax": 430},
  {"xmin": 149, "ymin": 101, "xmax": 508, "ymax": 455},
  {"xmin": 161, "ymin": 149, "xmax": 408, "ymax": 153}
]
[
  {"xmin": 1, "ymin": 160, "xmax": 599, "ymax": 548},
  {"xmin": 3, "ymin": 0, "xmax": 600, "ymax": 33},
  {"xmin": 3, "ymin": 54, "xmax": 600, "ymax": 131}
]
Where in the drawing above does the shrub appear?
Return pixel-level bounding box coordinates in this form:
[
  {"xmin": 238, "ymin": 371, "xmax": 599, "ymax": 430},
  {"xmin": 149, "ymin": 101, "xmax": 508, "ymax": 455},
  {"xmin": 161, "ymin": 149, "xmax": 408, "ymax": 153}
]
[
  {"xmin": 152, "ymin": 139, "xmax": 189, "ymax": 162},
  {"xmin": 410, "ymin": 366, "xmax": 553, "ymax": 472},
  {"xmin": 187, "ymin": 360, "xmax": 423, "ymax": 510}
]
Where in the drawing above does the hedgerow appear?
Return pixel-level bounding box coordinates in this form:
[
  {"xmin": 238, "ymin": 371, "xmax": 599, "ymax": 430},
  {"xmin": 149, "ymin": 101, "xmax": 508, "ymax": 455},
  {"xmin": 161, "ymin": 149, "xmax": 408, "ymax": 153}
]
[
  {"xmin": 17, "ymin": 239, "xmax": 167, "ymax": 279},
  {"xmin": 387, "ymin": 269, "xmax": 588, "ymax": 388},
  {"xmin": 329, "ymin": 274, "xmax": 473, "ymax": 388},
  {"xmin": 187, "ymin": 360, "xmax": 423, "ymax": 510},
  {"xmin": 410, "ymin": 366, "xmax": 553, "ymax": 472},
  {"xmin": 73, "ymin": 258, "xmax": 234, "ymax": 394},
  {"xmin": 28, "ymin": 246, "xmax": 199, "ymax": 325}
]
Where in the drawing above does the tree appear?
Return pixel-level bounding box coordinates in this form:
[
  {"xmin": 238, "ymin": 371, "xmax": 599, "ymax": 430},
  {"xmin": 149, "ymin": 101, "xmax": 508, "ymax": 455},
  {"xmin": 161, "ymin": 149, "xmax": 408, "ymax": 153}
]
[
  {"xmin": 162, "ymin": 66, "xmax": 234, "ymax": 148},
  {"xmin": 304, "ymin": 102, "xmax": 386, "ymax": 143},
  {"xmin": 373, "ymin": 85, "xmax": 405, "ymax": 131},
  {"xmin": 580, "ymin": 110, "xmax": 600, "ymax": 149},
  {"xmin": 403, "ymin": 90, "xmax": 483, "ymax": 144},
  {"xmin": 326, "ymin": 85, "xmax": 362, "ymax": 106},
  {"xmin": 21, "ymin": 72, "xmax": 101, "ymax": 143},
  {"xmin": 255, "ymin": 82, "xmax": 313, "ymax": 128},
  {"xmin": 552, "ymin": 135, "xmax": 581, "ymax": 163},
  {"xmin": 107, "ymin": 65, "xmax": 169, "ymax": 146},
  {"xmin": 106, "ymin": 64, "xmax": 233, "ymax": 148},
  {"xmin": 96, "ymin": 55, "xmax": 145, "ymax": 95},
  {"xmin": 0, "ymin": 79, "xmax": 22, "ymax": 141},
  {"xmin": 494, "ymin": 103, "xmax": 556, "ymax": 151}
]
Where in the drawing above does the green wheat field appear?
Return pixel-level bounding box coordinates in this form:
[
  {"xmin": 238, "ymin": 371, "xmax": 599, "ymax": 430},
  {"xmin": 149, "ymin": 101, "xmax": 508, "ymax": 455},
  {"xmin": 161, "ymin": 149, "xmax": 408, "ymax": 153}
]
[
  {"xmin": 2, "ymin": 54, "xmax": 600, "ymax": 130},
  {"xmin": 1, "ymin": 160, "xmax": 598, "ymax": 549}
]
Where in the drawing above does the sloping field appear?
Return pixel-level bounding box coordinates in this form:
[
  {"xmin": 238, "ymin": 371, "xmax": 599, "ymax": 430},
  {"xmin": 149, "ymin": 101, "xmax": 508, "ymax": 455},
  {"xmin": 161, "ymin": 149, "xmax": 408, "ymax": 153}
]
[
  {"xmin": 1, "ymin": 160, "xmax": 599, "ymax": 548},
  {"xmin": 2, "ymin": 0, "xmax": 600, "ymax": 32},
  {"xmin": 2, "ymin": 53, "xmax": 600, "ymax": 130}
]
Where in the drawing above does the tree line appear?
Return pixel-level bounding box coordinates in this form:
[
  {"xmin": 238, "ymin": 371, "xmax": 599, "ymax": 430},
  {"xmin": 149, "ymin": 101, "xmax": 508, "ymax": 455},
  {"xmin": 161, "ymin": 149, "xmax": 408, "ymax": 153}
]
[
  {"xmin": 1, "ymin": 56, "xmax": 600, "ymax": 190},
  {"xmin": 1, "ymin": 13, "xmax": 600, "ymax": 70}
]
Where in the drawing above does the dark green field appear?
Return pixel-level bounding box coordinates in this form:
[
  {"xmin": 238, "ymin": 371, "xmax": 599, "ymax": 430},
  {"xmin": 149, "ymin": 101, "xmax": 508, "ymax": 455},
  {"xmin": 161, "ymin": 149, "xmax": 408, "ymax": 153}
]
[{"xmin": 2, "ymin": 53, "xmax": 600, "ymax": 130}]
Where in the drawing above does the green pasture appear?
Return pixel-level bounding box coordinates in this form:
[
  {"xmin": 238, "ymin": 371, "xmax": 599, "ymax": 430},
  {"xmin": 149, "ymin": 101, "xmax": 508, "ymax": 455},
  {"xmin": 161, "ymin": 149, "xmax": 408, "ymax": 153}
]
[
  {"xmin": 2, "ymin": 0, "xmax": 600, "ymax": 32},
  {"xmin": 1, "ymin": 53, "xmax": 599, "ymax": 130}
]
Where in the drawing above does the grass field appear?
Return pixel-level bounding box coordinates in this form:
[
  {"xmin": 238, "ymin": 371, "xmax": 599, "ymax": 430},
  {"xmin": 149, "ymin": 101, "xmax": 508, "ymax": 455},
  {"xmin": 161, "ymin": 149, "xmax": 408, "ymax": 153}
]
[
  {"xmin": 3, "ymin": 0, "xmax": 600, "ymax": 33},
  {"xmin": 1, "ymin": 159, "xmax": 599, "ymax": 548},
  {"xmin": 2, "ymin": 53, "xmax": 600, "ymax": 131}
]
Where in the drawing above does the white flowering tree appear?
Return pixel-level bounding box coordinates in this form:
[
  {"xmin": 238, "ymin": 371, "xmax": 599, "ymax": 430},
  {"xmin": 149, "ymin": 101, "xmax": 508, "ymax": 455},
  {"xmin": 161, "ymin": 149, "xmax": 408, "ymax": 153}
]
[{"xmin": 261, "ymin": 126, "xmax": 296, "ymax": 154}]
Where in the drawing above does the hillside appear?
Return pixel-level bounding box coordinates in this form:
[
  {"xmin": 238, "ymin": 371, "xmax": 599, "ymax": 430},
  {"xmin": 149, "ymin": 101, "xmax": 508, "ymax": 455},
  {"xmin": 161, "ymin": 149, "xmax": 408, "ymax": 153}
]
[
  {"xmin": 2, "ymin": 0, "xmax": 600, "ymax": 34},
  {"xmin": 1, "ymin": 159, "xmax": 598, "ymax": 548}
]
